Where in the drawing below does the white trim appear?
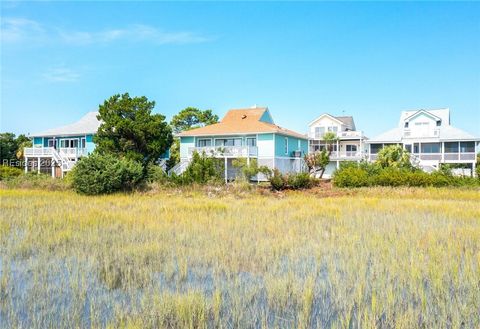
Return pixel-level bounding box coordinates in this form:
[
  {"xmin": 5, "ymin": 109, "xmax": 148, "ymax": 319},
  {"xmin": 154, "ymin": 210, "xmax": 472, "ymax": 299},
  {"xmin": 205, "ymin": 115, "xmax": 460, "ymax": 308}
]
[
  {"xmin": 308, "ymin": 113, "xmax": 345, "ymax": 127},
  {"xmin": 177, "ymin": 131, "xmax": 308, "ymax": 140},
  {"xmin": 284, "ymin": 137, "xmax": 288, "ymax": 155}
]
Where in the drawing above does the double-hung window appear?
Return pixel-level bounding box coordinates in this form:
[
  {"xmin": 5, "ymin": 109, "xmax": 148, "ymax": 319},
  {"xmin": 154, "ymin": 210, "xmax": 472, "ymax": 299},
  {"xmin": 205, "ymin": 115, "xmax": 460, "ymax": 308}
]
[
  {"xmin": 197, "ymin": 139, "xmax": 212, "ymax": 147},
  {"xmin": 246, "ymin": 138, "xmax": 256, "ymax": 147},
  {"xmin": 215, "ymin": 138, "xmax": 242, "ymax": 147}
]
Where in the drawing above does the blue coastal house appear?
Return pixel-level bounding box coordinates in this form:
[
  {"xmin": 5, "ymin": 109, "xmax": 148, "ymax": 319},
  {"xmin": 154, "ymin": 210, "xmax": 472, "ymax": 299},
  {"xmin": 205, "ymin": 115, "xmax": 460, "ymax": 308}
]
[
  {"xmin": 174, "ymin": 106, "xmax": 309, "ymax": 180},
  {"xmin": 24, "ymin": 112, "xmax": 100, "ymax": 177}
]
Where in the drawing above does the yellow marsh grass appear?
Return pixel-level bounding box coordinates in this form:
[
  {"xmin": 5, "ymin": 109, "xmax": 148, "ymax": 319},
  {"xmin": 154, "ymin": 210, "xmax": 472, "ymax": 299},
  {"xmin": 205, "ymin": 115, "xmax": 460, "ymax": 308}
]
[{"xmin": 0, "ymin": 187, "xmax": 479, "ymax": 328}]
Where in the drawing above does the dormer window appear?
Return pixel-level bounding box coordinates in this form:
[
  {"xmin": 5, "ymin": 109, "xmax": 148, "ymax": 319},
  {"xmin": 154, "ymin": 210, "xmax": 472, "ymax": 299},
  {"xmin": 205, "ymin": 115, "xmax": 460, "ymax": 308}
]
[
  {"xmin": 436, "ymin": 120, "xmax": 441, "ymax": 127},
  {"xmin": 404, "ymin": 122, "xmax": 409, "ymax": 128}
]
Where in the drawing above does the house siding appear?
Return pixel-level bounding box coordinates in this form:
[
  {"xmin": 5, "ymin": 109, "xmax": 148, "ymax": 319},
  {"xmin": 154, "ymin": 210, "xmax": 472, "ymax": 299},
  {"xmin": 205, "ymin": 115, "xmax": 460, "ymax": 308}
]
[
  {"xmin": 274, "ymin": 134, "xmax": 307, "ymax": 157},
  {"xmin": 180, "ymin": 136, "xmax": 195, "ymax": 158},
  {"xmin": 257, "ymin": 133, "xmax": 274, "ymax": 158}
]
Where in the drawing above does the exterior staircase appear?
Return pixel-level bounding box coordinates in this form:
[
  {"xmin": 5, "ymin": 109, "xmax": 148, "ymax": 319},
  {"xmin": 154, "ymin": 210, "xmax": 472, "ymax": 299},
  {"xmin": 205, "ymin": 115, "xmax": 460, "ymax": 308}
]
[
  {"xmin": 168, "ymin": 159, "xmax": 191, "ymax": 176},
  {"xmin": 52, "ymin": 149, "xmax": 76, "ymax": 175}
]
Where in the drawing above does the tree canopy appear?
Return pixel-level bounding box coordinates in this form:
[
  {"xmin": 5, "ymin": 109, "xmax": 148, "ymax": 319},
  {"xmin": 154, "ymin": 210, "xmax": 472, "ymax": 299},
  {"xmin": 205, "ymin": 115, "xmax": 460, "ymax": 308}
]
[
  {"xmin": 170, "ymin": 107, "xmax": 219, "ymax": 134},
  {"xmin": 1, "ymin": 133, "xmax": 30, "ymax": 166},
  {"xmin": 376, "ymin": 145, "xmax": 412, "ymax": 169},
  {"xmin": 94, "ymin": 93, "xmax": 173, "ymax": 166}
]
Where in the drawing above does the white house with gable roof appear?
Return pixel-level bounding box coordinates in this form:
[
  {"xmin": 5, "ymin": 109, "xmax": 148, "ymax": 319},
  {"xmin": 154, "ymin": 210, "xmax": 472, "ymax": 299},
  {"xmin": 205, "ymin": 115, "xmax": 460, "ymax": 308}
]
[{"xmin": 367, "ymin": 108, "xmax": 479, "ymax": 174}]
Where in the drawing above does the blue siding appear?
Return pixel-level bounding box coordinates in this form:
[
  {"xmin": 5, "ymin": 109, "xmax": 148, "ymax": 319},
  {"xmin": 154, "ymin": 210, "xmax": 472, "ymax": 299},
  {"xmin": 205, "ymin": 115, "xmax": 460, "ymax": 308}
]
[
  {"xmin": 259, "ymin": 110, "xmax": 274, "ymax": 124},
  {"xmin": 33, "ymin": 137, "xmax": 43, "ymax": 147},
  {"xmin": 274, "ymin": 134, "xmax": 308, "ymax": 157},
  {"xmin": 85, "ymin": 135, "xmax": 95, "ymax": 154}
]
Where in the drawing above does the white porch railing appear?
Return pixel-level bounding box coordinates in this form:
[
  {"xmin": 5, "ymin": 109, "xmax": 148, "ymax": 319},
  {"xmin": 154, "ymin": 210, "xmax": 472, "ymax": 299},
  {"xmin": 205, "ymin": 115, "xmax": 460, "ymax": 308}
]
[
  {"xmin": 329, "ymin": 151, "xmax": 363, "ymax": 160},
  {"xmin": 25, "ymin": 147, "xmax": 87, "ymax": 158},
  {"xmin": 310, "ymin": 131, "xmax": 363, "ymax": 139},
  {"xmin": 24, "ymin": 147, "xmax": 54, "ymax": 157},
  {"xmin": 188, "ymin": 146, "xmax": 258, "ymax": 158}
]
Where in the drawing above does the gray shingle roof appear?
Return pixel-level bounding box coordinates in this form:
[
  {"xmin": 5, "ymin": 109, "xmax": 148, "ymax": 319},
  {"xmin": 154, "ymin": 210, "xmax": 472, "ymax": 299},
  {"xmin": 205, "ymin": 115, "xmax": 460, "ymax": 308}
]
[
  {"xmin": 31, "ymin": 112, "xmax": 101, "ymax": 137},
  {"xmin": 334, "ymin": 116, "xmax": 356, "ymax": 130}
]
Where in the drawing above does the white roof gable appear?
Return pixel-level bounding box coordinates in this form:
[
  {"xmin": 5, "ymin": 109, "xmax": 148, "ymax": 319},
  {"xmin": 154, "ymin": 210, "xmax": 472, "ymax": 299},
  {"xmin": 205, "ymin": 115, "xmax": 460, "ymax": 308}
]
[
  {"xmin": 308, "ymin": 113, "xmax": 344, "ymax": 127},
  {"xmin": 31, "ymin": 112, "xmax": 101, "ymax": 137},
  {"xmin": 399, "ymin": 108, "xmax": 450, "ymax": 127}
]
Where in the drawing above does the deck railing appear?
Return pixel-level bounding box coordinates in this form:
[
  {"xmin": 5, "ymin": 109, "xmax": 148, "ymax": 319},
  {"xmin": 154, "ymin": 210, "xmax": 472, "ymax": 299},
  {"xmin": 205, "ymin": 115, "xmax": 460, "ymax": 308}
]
[
  {"xmin": 188, "ymin": 146, "xmax": 258, "ymax": 158},
  {"xmin": 369, "ymin": 152, "xmax": 476, "ymax": 162},
  {"xmin": 24, "ymin": 147, "xmax": 87, "ymax": 158}
]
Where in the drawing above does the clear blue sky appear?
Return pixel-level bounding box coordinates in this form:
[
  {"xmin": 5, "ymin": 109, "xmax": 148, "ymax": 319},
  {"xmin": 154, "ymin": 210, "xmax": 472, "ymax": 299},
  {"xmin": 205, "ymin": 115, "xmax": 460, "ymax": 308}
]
[{"xmin": 1, "ymin": 1, "xmax": 479, "ymax": 137}]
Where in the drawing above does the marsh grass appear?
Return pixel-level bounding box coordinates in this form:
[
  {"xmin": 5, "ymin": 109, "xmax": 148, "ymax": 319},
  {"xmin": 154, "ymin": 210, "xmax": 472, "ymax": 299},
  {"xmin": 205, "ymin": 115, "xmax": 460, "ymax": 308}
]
[{"xmin": 0, "ymin": 187, "xmax": 479, "ymax": 328}]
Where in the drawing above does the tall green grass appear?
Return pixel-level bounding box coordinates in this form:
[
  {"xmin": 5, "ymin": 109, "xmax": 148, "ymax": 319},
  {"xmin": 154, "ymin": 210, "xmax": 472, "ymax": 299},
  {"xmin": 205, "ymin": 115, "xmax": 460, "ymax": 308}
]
[{"xmin": 1, "ymin": 187, "xmax": 479, "ymax": 328}]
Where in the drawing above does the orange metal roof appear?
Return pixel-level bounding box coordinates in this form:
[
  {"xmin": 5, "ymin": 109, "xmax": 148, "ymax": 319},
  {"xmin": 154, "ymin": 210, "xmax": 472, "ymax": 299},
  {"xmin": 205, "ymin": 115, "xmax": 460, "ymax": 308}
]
[{"xmin": 177, "ymin": 107, "xmax": 307, "ymax": 139}]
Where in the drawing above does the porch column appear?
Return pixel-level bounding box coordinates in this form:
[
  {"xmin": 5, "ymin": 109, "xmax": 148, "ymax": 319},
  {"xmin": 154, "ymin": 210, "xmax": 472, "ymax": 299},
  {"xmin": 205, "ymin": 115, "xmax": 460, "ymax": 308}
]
[
  {"xmin": 441, "ymin": 142, "xmax": 444, "ymax": 162},
  {"xmin": 25, "ymin": 157, "xmax": 28, "ymax": 173},
  {"xmin": 336, "ymin": 140, "xmax": 339, "ymax": 158},
  {"xmin": 224, "ymin": 157, "xmax": 227, "ymax": 184},
  {"xmin": 51, "ymin": 161, "xmax": 55, "ymax": 178},
  {"xmin": 37, "ymin": 157, "xmax": 41, "ymax": 173}
]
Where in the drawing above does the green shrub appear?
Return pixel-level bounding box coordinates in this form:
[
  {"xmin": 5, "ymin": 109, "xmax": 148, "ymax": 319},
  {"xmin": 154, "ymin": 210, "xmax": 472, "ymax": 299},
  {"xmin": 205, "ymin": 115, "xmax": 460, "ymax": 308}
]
[
  {"xmin": 179, "ymin": 151, "xmax": 224, "ymax": 185},
  {"xmin": 269, "ymin": 169, "xmax": 288, "ymax": 190},
  {"xmin": 333, "ymin": 163, "xmax": 480, "ymax": 188},
  {"xmin": 232, "ymin": 158, "xmax": 272, "ymax": 182},
  {"xmin": 373, "ymin": 167, "xmax": 408, "ymax": 187},
  {"xmin": 70, "ymin": 153, "xmax": 143, "ymax": 195},
  {"xmin": 268, "ymin": 170, "xmax": 316, "ymax": 190},
  {"xmin": 287, "ymin": 172, "xmax": 314, "ymax": 189},
  {"xmin": 332, "ymin": 166, "xmax": 369, "ymax": 188},
  {"xmin": 145, "ymin": 163, "xmax": 168, "ymax": 183},
  {"xmin": 0, "ymin": 165, "xmax": 23, "ymax": 180}
]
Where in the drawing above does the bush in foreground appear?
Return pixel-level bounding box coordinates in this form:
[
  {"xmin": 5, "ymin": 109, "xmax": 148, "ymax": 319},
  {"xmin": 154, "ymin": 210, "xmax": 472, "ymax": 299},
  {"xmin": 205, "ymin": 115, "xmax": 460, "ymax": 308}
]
[
  {"xmin": 332, "ymin": 161, "xmax": 479, "ymax": 188},
  {"xmin": 269, "ymin": 170, "xmax": 316, "ymax": 190},
  {"xmin": 70, "ymin": 153, "xmax": 143, "ymax": 195},
  {"xmin": 0, "ymin": 165, "xmax": 23, "ymax": 180}
]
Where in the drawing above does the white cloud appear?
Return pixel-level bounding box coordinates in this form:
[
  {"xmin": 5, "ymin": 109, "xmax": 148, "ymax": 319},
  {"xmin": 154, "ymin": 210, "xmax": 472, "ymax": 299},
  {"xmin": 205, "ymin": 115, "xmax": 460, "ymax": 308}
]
[
  {"xmin": 59, "ymin": 24, "xmax": 209, "ymax": 45},
  {"xmin": 43, "ymin": 66, "xmax": 81, "ymax": 82},
  {"xmin": 1, "ymin": 17, "xmax": 211, "ymax": 46},
  {"xmin": 0, "ymin": 17, "xmax": 46, "ymax": 43}
]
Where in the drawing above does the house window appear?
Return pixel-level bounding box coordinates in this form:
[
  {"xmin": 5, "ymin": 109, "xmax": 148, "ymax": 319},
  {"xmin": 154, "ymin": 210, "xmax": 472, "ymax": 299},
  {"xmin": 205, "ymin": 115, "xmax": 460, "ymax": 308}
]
[
  {"xmin": 246, "ymin": 137, "xmax": 256, "ymax": 147},
  {"xmin": 436, "ymin": 121, "xmax": 441, "ymax": 127},
  {"xmin": 48, "ymin": 139, "xmax": 55, "ymax": 147},
  {"xmin": 197, "ymin": 139, "xmax": 212, "ymax": 147},
  {"xmin": 404, "ymin": 122, "xmax": 409, "ymax": 128},
  {"xmin": 413, "ymin": 143, "xmax": 419, "ymax": 153},
  {"xmin": 421, "ymin": 143, "xmax": 441, "ymax": 153},
  {"xmin": 314, "ymin": 127, "xmax": 325, "ymax": 138},
  {"xmin": 444, "ymin": 142, "xmax": 459, "ymax": 153},
  {"xmin": 327, "ymin": 126, "xmax": 338, "ymax": 133},
  {"xmin": 346, "ymin": 145, "xmax": 357, "ymax": 152},
  {"xmin": 284, "ymin": 137, "xmax": 288, "ymax": 155},
  {"xmin": 81, "ymin": 138, "xmax": 86, "ymax": 148},
  {"xmin": 59, "ymin": 138, "xmax": 79, "ymax": 148},
  {"xmin": 370, "ymin": 144, "xmax": 383, "ymax": 154},
  {"xmin": 460, "ymin": 142, "xmax": 475, "ymax": 153},
  {"xmin": 404, "ymin": 144, "xmax": 412, "ymax": 153},
  {"xmin": 215, "ymin": 138, "xmax": 242, "ymax": 147}
]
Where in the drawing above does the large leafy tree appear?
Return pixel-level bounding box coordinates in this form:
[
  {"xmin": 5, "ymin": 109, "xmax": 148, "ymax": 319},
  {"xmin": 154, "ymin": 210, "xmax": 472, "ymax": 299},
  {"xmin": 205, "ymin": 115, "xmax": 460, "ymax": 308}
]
[
  {"xmin": 168, "ymin": 107, "xmax": 219, "ymax": 169},
  {"xmin": 170, "ymin": 107, "xmax": 218, "ymax": 134},
  {"xmin": 1, "ymin": 133, "xmax": 31, "ymax": 166},
  {"xmin": 94, "ymin": 93, "xmax": 173, "ymax": 166}
]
